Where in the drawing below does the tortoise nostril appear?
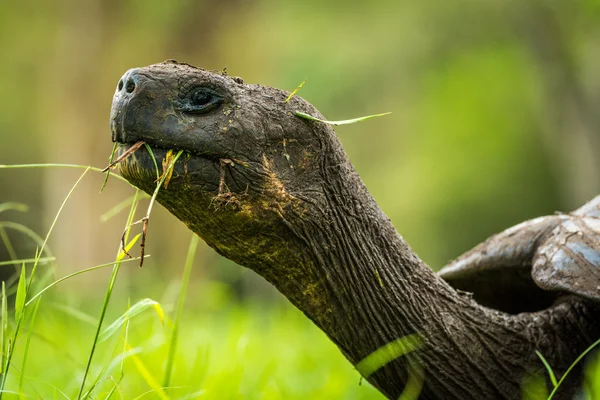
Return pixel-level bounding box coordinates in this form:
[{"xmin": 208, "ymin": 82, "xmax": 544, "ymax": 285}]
[
  {"xmin": 117, "ymin": 79, "xmax": 124, "ymax": 91},
  {"xmin": 125, "ymin": 78, "xmax": 136, "ymax": 93}
]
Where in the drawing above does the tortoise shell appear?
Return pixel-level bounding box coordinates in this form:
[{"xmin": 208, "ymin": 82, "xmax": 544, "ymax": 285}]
[{"xmin": 438, "ymin": 196, "xmax": 600, "ymax": 314}]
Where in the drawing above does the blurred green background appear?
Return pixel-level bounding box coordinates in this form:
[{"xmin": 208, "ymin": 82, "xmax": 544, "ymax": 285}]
[{"xmin": 1, "ymin": 0, "xmax": 599, "ymax": 398}]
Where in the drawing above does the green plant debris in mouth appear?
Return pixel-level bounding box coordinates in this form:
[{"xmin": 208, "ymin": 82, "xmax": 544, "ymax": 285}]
[
  {"xmin": 101, "ymin": 140, "xmax": 145, "ymax": 172},
  {"xmin": 100, "ymin": 142, "xmax": 119, "ymax": 192},
  {"xmin": 119, "ymin": 148, "xmax": 184, "ymax": 268},
  {"xmin": 285, "ymin": 79, "xmax": 307, "ymax": 103},
  {"xmin": 101, "ymin": 140, "xmax": 184, "ymax": 268},
  {"xmin": 160, "ymin": 149, "xmax": 176, "ymax": 189}
]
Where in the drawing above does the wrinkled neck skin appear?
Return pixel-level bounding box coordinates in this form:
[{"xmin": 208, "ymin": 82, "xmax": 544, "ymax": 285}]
[
  {"xmin": 260, "ymin": 140, "xmax": 528, "ymax": 399},
  {"xmin": 127, "ymin": 121, "xmax": 597, "ymax": 400},
  {"xmin": 265, "ymin": 140, "xmax": 597, "ymax": 399}
]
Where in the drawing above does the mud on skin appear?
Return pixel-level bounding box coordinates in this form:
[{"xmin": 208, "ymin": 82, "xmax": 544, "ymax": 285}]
[{"xmin": 110, "ymin": 60, "xmax": 600, "ymax": 400}]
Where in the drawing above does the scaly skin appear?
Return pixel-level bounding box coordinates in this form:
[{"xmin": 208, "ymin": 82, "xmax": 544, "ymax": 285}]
[{"xmin": 110, "ymin": 60, "xmax": 599, "ymax": 399}]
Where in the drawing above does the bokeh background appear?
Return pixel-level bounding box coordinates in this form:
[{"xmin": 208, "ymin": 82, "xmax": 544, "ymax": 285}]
[{"xmin": 1, "ymin": 0, "xmax": 599, "ymax": 398}]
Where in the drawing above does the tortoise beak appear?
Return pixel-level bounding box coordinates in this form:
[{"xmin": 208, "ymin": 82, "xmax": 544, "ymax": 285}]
[
  {"xmin": 111, "ymin": 68, "xmax": 141, "ymax": 143},
  {"xmin": 111, "ymin": 68, "xmax": 169, "ymax": 145}
]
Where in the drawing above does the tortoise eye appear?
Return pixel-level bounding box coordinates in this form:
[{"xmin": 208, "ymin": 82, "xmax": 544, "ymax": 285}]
[
  {"xmin": 181, "ymin": 88, "xmax": 223, "ymax": 114},
  {"xmin": 191, "ymin": 90, "xmax": 212, "ymax": 106}
]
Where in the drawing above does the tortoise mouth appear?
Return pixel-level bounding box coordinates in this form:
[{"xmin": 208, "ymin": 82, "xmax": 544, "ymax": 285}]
[
  {"xmin": 115, "ymin": 141, "xmax": 222, "ymax": 194},
  {"xmin": 116, "ymin": 140, "xmax": 221, "ymax": 165}
]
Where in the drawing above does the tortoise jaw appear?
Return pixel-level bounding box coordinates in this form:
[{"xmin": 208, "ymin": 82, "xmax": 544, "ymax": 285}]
[{"xmin": 115, "ymin": 143, "xmax": 222, "ymax": 196}]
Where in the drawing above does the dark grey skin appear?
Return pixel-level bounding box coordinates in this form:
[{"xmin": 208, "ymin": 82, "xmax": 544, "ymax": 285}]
[{"xmin": 110, "ymin": 60, "xmax": 600, "ymax": 400}]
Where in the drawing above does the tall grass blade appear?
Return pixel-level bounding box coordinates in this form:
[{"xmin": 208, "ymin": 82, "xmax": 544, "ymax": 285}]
[
  {"xmin": 535, "ymin": 350, "xmax": 557, "ymax": 387},
  {"xmin": 81, "ymin": 298, "xmax": 133, "ymax": 400},
  {"xmin": 356, "ymin": 334, "xmax": 421, "ymax": 378},
  {"xmin": 0, "ymin": 164, "xmax": 130, "ymax": 185},
  {"xmin": 117, "ymin": 234, "xmax": 141, "ymax": 261},
  {"xmin": 521, "ymin": 372, "xmax": 549, "ymax": 400},
  {"xmin": 126, "ymin": 149, "xmax": 183, "ymax": 268},
  {"xmin": 14, "ymin": 265, "xmax": 26, "ymax": 323},
  {"xmin": 27, "ymin": 168, "xmax": 90, "ymax": 292},
  {"xmin": 295, "ymin": 111, "xmax": 391, "ymax": 126},
  {"xmin": 102, "ymin": 308, "xmax": 134, "ymax": 400},
  {"xmin": 18, "ymin": 296, "xmax": 41, "ymax": 394},
  {"xmin": 285, "ymin": 79, "xmax": 306, "ymax": 103},
  {"xmin": 101, "ymin": 142, "xmax": 119, "ymax": 192},
  {"xmin": 145, "ymin": 150, "xmax": 183, "ymax": 217},
  {"xmin": 0, "ymin": 282, "xmax": 6, "ymax": 375},
  {"xmin": 547, "ymin": 337, "xmax": 600, "ymax": 399},
  {"xmin": 0, "ymin": 203, "xmax": 28, "ymax": 215},
  {"xmin": 144, "ymin": 144, "xmax": 160, "ymax": 180},
  {"xmin": 163, "ymin": 234, "xmax": 199, "ymax": 388},
  {"xmin": 77, "ymin": 189, "xmax": 141, "ymax": 399},
  {"xmin": 398, "ymin": 359, "xmax": 424, "ymax": 400},
  {"xmin": 127, "ymin": 344, "xmax": 170, "ymax": 400},
  {"xmin": 0, "ymin": 258, "xmax": 54, "ymax": 267},
  {"xmin": 98, "ymin": 299, "xmax": 164, "ymax": 343},
  {"xmin": 26, "ymin": 256, "xmax": 146, "ymax": 307}
]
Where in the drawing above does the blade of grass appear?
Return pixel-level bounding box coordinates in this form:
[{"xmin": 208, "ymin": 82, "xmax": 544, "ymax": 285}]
[
  {"xmin": 285, "ymin": 79, "xmax": 306, "ymax": 103},
  {"xmin": 356, "ymin": 334, "xmax": 421, "ymax": 378},
  {"xmin": 0, "ymin": 164, "xmax": 130, "ymax": 185},
  {"xmin": 398, "ymin": 358, "xmax": 424, "ymax": 400},
  {"xmin": 126, "ymin": 344, "xmax": 170, "ymax": 400},
  {"xmin": 132, "ymin": 387, "xmax": 192, "ymax": 400},
  {"xmin": 25, "ymin": 256, "xmax": 146, "ymax": 307},
  {"xmin": 295, "ymin": 111, "xmax": 391, "ymax": 126},
  {"xmin": 163, "ymin": 234, "xmax": 199, "ymax": 388},
  {"xmin": 0, "ymin": 203, "xmax": 28, "ymax": 214},
  {"xmin": 82, "ymin": 311, "xmax": 135, "ymax": 400},
  {"xmin": 144, "ymin": 144, "xmax": 160, "ymax": 180},
  {"xmin": 27, "ymin": 168, "xmax": 90, "ymax": 292},
  {"xmin": 103, "ymin": 301, "xmax": 134, "ymax": 400},
  {"xmin": 1, "ymin": 282, "xmax": 6, "ymax": 375},
  {"xmin": 101, "ymin": 141, "xmax": 145, "ymax": 173},
  {"xmin": 0, "ymin": 258, "xmax": 54, "ymax": 267},
  {"xmin": 77, "ymin": 189, "xmax": 141, "ymax": 399},
  {"xmin": 17, "ymin": 296, "xmax": 41, "ymax": 395},
  {"xmin": 14, "ymin": 265, "xmax": 26, "ymax": 323},
  {"xmin": 116, "ymin": 234, "xmax": 142, "ymax": 261},
  {"xmin": 124, "ymin": 149, "xmax": 184, "ymax": 268},
  {"xmin": 98, "ymin": 299, "xmax": 164, "ymax": 343},
  {"xmin": 82, "ymin": 151, "xmax": 181, "ymax": 396},
  {"xmin": 101, "ymin": 142, "xmax": 119, "ymax": 192},
  {"xmin": 535, "ymin": 351, "xmax": 558, "ymax": 387},
  {"xmin": 547, "ymin": 337, "xmax": 600, "ymax": 399},
  {"xmin": 103, "ymin": 373, "xmax": 126, "ymax": 400},
  {"xmin": 0, "ymin": 391, "xmax": 25, "ymax": 397},
  {"xmin": 160, "ymin": 150, "xmax": 176, "ymax": 188},
  {"xmin": 18, "ymin": 377, "xmax": 69, "ymax": 400}
]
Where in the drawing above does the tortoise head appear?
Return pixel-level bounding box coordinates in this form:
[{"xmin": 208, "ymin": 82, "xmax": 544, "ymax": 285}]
[{"xmin": 110, "ymin": 60, "xmax": 348, "ymax": 283}]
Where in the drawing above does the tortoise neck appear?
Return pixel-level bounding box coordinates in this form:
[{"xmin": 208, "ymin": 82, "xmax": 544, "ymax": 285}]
[{"xmin": 264, "ymin": 155, "xmax": 524, "ymax": 398}]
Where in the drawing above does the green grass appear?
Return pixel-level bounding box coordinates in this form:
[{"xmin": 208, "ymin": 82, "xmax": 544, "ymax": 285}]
[{"xmin": 2, "ymin": 294, "xmax": 382, "ymax": 399}]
